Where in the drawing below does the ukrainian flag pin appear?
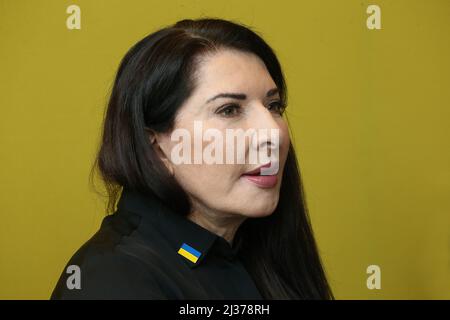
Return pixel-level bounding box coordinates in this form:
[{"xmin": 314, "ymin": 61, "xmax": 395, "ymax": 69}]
[{"xmin": 178, "ymin": 243, "xmax": 201, "ymax": 264}]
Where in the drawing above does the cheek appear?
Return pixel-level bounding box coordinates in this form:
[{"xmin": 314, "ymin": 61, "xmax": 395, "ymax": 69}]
[{"xmin": 172, "ymin": 163, "xmax": 240, "ymax": 199}]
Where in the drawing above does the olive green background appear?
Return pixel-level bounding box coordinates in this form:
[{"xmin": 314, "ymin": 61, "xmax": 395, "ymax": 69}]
[{"xmin": 1, "ymin": 0, "xmax": 449, "ymax": 299}]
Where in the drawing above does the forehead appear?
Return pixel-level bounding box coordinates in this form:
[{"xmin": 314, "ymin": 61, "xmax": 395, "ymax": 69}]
[{"xmin": 192, "ymin": 49, "xmax": 277, "ymax": 98}]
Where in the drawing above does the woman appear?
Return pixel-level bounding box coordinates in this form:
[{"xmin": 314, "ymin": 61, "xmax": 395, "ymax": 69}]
[{"xmin": 51, "ymin": 18, "xmax": 334, "ymax": 300}]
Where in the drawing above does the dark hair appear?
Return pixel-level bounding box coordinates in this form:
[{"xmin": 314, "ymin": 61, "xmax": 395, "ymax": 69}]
[{"xmin": 89, "ymin": 17, "xmax": 334, "ymax": 299}]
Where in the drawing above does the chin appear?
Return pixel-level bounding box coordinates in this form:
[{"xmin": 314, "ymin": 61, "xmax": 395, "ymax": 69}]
[{"xmin": 239, "ymin": 197, "xmax": 279, "ymax": 218}]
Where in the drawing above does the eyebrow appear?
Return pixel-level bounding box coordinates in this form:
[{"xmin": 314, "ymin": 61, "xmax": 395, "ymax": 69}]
[{"xmin": 205, "ymin": 87, "xmax": 279, "ymax": 104}]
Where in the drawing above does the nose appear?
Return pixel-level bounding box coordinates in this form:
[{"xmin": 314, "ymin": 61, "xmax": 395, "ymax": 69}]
[
  {"xmin": 247, "ymin": 104, "xmax": 283, "ymax": 173},
  {"xmin": 248, "ymin": 102, "xmax": 283, "ymax": 146}
]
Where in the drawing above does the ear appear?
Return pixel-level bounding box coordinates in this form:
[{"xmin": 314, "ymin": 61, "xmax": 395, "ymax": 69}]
[{"xmin": 145, "ymin": 127, "xmax": 174, "ymax": 176}]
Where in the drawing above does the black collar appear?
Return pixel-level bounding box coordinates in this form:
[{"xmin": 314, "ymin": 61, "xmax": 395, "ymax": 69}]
[{"xmin": 116, "ymin": 187, "xmax": 239, "ymax": 268}]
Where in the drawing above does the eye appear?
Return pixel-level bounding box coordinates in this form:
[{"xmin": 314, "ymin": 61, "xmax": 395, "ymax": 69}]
[
  {"xmin": 268, "ymin": 100, "xmax": 287, "ymax": 115},
  {"xmin": 215, "ymin": 104, "xmax": 243, "ymax": 118}
]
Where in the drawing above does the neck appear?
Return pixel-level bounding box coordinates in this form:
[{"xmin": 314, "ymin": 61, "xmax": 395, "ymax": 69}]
[{"xmin": 186, "ymin": 203, "xmax": 246, "ymax": 246}]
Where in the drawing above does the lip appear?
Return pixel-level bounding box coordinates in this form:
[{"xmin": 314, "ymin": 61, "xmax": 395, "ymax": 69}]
[
  {"xmin": 241, "ymin": 162, "xmax": 278, "ymax": 188},
  {"xmin": 242, "ymin": 175, "xmax": 278, "ymax": 188}
]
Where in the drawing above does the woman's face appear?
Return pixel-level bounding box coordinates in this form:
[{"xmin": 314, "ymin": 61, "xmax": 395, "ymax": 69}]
[{"xmin": 155, "ymin": 49, "xmax": 290, "ymax": 219}]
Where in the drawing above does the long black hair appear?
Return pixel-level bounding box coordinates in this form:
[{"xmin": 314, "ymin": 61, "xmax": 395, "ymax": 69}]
[{"xmin": 89, "ymin": 17, "xmax": 334, "ymax": 299}]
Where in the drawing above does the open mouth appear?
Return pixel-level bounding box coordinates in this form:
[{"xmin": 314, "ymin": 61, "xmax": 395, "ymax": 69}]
[{"xmin": 241, "ymin": 162, "xmax": 278, "ymax": 188}]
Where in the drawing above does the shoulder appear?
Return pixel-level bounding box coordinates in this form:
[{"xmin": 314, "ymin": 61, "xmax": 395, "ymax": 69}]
[{"xmin": 50, "ymin": 213, "xmax": 170, "ymax": 300}]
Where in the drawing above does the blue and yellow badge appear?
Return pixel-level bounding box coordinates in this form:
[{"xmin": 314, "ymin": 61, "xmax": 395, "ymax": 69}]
[{"xmin": 178, "ymin": 243, "xmax": 201, "ymax": 264}]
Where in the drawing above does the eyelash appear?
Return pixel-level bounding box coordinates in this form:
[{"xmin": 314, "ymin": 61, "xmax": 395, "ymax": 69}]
[{"xmin": 216, "ymin": 101, "xmax": 287, "ymax": 118}]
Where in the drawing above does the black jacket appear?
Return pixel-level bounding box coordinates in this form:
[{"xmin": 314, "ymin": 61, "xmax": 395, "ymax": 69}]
[{"xmin": 50, "ymin": 188, "xmax": 263, "ymax": 299}]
